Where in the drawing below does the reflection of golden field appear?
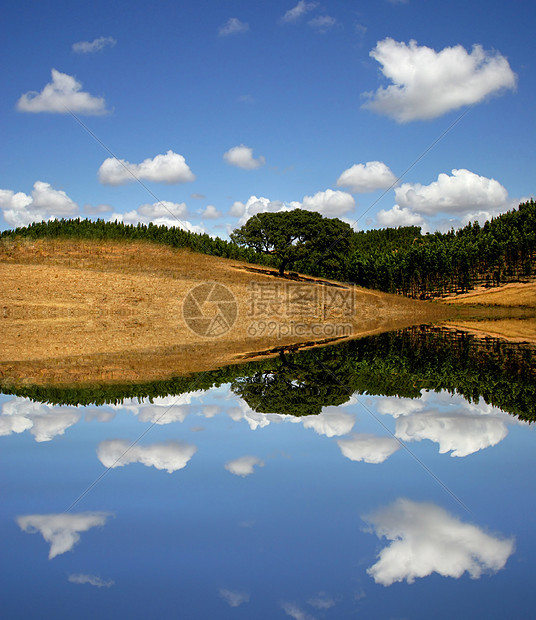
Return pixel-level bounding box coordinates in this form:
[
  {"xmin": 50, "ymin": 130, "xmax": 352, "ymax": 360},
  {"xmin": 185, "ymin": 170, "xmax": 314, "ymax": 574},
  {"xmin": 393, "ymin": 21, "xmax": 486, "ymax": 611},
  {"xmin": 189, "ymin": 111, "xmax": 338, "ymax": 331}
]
[
  {"xmin": 445, "ymin": 319, "xmax": 536, "ymax": 344},
  {"xmin": 0, "ymin": 238, "xmax": 450, "ymax": 385}
]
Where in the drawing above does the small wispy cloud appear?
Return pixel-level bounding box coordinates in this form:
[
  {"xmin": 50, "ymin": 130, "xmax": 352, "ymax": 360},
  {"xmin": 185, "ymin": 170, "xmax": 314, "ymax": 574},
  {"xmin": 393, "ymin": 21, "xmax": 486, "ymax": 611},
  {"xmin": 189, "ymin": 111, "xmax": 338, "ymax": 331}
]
[
  {"xmin": 219, "ymin": 18, "xmax": 249, "ymax": 37},
  {"xmin": 68, "ymin": 573, "xmax": 114, "ymax": 588},
  {"xmin": 281, "ymin": 1, "xmax": 318, "ymax": 23},
  {"xmin": 72, "ymin": 36, "xmax": 116, "ymax": 54}
]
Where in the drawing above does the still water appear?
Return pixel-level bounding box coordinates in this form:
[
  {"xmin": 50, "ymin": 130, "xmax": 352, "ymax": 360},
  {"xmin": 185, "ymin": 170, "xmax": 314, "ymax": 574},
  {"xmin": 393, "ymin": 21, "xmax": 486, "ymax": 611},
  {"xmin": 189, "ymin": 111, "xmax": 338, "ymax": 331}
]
[{"xmin": 1, "ymin": 327, "xmax": 535, "ymax": 619}]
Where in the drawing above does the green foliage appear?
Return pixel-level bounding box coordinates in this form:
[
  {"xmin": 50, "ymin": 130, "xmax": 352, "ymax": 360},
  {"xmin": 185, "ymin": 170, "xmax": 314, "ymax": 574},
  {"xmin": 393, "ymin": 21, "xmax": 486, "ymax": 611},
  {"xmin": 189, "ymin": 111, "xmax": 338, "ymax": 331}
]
[{"xmin": 230, "ymin": 209, "xmax": 353, "ymax": 277}]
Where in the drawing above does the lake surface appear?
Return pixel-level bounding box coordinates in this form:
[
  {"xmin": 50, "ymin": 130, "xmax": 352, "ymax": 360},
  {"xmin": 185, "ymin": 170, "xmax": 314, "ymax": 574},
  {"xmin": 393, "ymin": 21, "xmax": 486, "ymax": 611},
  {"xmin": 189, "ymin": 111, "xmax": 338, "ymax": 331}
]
[{"xmin": 1, "ymin": 326, "xmax": 535, "ymax": 619}]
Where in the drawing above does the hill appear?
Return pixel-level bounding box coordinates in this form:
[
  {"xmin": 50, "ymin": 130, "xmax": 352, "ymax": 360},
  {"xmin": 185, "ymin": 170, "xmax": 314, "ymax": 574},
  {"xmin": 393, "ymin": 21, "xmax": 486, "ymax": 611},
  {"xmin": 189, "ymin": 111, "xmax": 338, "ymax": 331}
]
[{"xmin": 0, "ymin": 238, "xmax": 448, "ymax": 386}]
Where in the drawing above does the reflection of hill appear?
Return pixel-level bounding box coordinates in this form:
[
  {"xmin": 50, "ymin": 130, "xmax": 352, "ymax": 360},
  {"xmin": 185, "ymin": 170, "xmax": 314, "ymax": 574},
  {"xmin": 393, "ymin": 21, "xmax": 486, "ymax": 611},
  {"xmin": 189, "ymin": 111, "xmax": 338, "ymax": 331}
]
[{"xmin": 2, "ymin": 327, "xmax": 535, "ymax": 421}]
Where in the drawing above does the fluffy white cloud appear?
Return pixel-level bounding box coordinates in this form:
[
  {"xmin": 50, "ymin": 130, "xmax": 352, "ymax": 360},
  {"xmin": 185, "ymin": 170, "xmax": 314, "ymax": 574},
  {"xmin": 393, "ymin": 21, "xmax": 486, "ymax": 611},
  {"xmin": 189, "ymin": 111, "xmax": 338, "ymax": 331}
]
[
  {"xmin": 0, "ymin": 398, "xmax": 81, "ymax": 442},
  {"xmin": 72, "ymin": 36, "xmax": 116, "ymax": 54},
  {"xmin": 225, "ymin": 455, "xmax": 265, "ymax": 477},
  {"xmin": 337, "ymin": 433, "xmax": 400, "ymax": 464},
  {"xmin": 395, "ymin": 410, "xmax": 509, "ymax": 457},
  {"xmin": 301, "ymin": 409, "xmax": 355, "ymax": 437},
  {"xmin": 296, "ymin": 189, "xmax": 355, "ymax": 217},
  {"xmin": 308, "ymin": 15, "xmax": 336, "ymax": 32},
  {"xmin": 16, "ymin": 512, "xmax": 111, "ymax": 559},
  {"xmin": 363, "ymin": 39, "xmax": 517, "ymax": 122},
  {"xmin": 219, "ymin": 18, "xmax": 249, "ymax": 36},
  {"xmin": 17, "ymin": 69, "xmax": 109, "ymax": 115},
  {"xmin": 219, "ymin": 589, "xmax": 250, "ymax": 607},
  {"xmin": 97, "ymin": 439, "xmax": 197, "ymax": 473},
  {"xmin": 0, "ymin": 181, "xmax": 79, "ymax": 227},
  {"xmin": 364, "ymin": 498, "xmax": 515, "ymax": 585},
  {"xmin": 376, "ymin": 205, "xmax": 425, "ymax": 228},
  {"xmin": 223, "ymin": 145, "xmax": 266, "ymax": 170},
  {"xmin": 395, "ymin": 169, "xmax": 509, "ymax": 215},
  {"xmin": 337, "ymin": 161, "xmax": 397, "ymax": 193},
  {"xmin": 231, "ymin": 195, "xmax": 289, "ymax": 225},
  {"xmin": 282, "ymin": 1, "xmax": 318, "ymax": 23},
  {"xmin": 68, "ymin": 573, "xmax": 114, "ymax": 587},
  {"xmin": 110, "ymin": 201, "xmax": 207, "ymax": 234},
  {"xmin": 98, "ymin": 150, "xmax": 195, "ymax": 185},
  {"xmin": 202, "ymin": 204, "xmax": 222, "ymax": 219}
]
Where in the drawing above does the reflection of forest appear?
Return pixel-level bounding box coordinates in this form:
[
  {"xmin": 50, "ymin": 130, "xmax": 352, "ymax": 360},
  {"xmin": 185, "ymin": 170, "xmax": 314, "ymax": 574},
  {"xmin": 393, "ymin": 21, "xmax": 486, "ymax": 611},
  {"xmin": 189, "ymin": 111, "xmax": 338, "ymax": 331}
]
[{"xmin": 2, "ymin": 326, "xmax": 535, "ymax": 421}]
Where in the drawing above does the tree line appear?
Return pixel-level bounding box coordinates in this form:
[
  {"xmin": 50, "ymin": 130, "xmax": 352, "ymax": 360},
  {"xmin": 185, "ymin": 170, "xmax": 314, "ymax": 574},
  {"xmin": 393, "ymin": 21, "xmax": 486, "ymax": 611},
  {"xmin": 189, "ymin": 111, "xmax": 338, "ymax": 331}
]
[{"xmin": 1, "ymin": 199, "xmax": 535, "ymax": 298}]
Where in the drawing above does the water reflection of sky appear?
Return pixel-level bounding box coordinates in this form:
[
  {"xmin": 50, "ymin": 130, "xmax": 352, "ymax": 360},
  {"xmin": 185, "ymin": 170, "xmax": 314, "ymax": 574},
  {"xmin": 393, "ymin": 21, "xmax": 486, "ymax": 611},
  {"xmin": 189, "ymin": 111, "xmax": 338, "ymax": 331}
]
[{"xmin": 1, "ymin": 386, "xmax": 535, "ymax": 619}]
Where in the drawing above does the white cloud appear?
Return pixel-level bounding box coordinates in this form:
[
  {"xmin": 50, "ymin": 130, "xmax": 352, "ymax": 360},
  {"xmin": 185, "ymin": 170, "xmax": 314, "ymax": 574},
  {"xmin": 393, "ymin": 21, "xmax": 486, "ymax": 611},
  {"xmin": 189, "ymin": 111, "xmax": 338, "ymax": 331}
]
[
  {"xmin": 16, "ymin": 512, "xmax": 111, "ymax": 559},
  {"xmin": 337, "ymin": 433, "xmax": 400, "ymax": 464},
  {"xmin": 68, "ymin": 573, "xmax": 114, "ymax": 587},
  {"xmin": 231, "ymin": 195, "xmax": 289, "ymax": 225},
  {"xmin": 395, "ymin": 409, "xmax": 509, "ymax": 457},
  {"xmin": 363, "ymin": 39, "xmax": 517, "ymax": 122},
  {"xmin": 301, "ymin": 410, "xmax": 355, "ymax": 437},
  {"xmin": 307, "ymin": 595, "xmax": 336, "ymax": 609},
  {"xmin": 395, "ymin": 169, "xmax": 509, "ymax": 215},
  {"xmin": 282, "ymin": 1, "xmax": 318, "ymax": 23},
  {"xmin": 364, "ymin": 498, "xmax": 515, "ymax": 585},
  {"xmin": 296, "ymin": 189, "xmax": 355, "ymax": 217},
  {"xmin": 376, "ymin": 205, "xmax": 425, "ymax": 228},
  {"xmin": 225, "ymin": 455, "xmax": 265, "ymax": 477},
  {"xmin": 223, "ymin": 145, "xmax": 266, "ymax": 170},
  {"xmin": 219, "ymin": 18, "xmax": 249, "ymax": 37},
  {"xmin": 281, "ymin": 602, "xmax": 316, "ymax": 620},
  {"xmin": 110, "ymin": 202, "xmax": 207, "ymax": 235},
  {"xmin": 0, "ymin": 181, "xmax": 79, "ymax": 228},
  {"xmin": 72, "ymin": 36, "xmax": 116, "ymax": 54},
  {"xmin": 337, "ymin": 161, "xmax": 397, "ymax": 194},
  {"xmin": 83, "ymin": 203, "xmax": 113, "ymax": 214},
  {"xmin": 17, "ymin": 69, "xmax": 108, "ymax": 115},
  {"xmin": 219, "ymin": 588, "xmax": 250, "ymax": 607},
  {"xmin": 308, "ymin": 16, "xmax": 336, "ymax": 32},
  {"xmin": 98, "ymin": 150, "xmax": 195, "ymax": 185},
  {"xmin": 0, "ymin": 398, "xmax": 81, "ymax": 442},
  {"xmin": 202, "ymin": 205, "xmax": 222, "ymax": 219},
  {"xmin": 97, "ymin": 439, "xmax": 197, "ymax": 473}
]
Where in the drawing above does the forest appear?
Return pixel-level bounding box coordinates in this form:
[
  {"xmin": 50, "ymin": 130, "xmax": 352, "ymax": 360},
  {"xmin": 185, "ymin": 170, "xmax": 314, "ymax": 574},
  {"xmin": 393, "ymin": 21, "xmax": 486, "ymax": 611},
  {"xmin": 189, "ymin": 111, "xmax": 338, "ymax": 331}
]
[{"xmin": 1, "ymin": 199, "xmax": 535, "ymax": 298}]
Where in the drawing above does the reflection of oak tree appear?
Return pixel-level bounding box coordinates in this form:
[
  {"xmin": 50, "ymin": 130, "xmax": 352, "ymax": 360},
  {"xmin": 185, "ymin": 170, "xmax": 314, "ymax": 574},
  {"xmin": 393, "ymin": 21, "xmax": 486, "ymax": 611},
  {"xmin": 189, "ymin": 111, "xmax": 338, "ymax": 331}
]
[{"xmin": 230, "ymin": 351, "xmax": 352, "ymax": 416}]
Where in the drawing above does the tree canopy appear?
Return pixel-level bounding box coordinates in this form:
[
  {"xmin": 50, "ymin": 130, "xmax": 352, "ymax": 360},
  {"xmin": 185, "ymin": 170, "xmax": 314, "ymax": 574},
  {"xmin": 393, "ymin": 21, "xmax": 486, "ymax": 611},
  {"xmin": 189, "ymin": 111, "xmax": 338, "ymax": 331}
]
[{"xmin": 229, "ymin": 209, "xmax": 353, "ymax": 276}]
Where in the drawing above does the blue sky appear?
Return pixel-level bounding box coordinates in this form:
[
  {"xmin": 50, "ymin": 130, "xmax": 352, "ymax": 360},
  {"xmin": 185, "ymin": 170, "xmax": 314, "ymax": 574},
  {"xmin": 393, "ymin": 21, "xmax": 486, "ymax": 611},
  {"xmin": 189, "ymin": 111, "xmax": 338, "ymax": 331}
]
[{"xmin": 1, "ymin": 0, "xmax": 534, "ymax": 237}]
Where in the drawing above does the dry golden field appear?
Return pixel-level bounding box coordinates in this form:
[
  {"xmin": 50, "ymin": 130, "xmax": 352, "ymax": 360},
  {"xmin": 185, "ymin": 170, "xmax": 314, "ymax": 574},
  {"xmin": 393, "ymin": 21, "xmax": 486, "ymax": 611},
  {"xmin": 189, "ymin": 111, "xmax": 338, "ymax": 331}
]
[{"xmin": 0, "ymin": 238, "xmax": 449, "ymax": 385}]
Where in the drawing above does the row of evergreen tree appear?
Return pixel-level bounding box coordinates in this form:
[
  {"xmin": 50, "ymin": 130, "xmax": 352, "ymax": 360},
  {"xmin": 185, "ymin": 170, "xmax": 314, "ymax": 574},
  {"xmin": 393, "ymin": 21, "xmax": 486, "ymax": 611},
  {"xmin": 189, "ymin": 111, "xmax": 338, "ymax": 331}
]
[{"xmin": 1, "ymin": 199, "xmax": 535, "ymax": 298}]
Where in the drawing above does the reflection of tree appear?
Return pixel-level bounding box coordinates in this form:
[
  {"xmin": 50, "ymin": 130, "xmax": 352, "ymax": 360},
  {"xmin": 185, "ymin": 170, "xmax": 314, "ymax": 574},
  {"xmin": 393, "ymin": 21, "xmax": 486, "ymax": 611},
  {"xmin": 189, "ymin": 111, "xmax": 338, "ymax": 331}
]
[
  {"xmin": 2, "ymin": 327, "xmax": 535, "ymax": 422},
  {"xmin": 230, "ymin": 352, "xmax": 351, "ymax": 416}
]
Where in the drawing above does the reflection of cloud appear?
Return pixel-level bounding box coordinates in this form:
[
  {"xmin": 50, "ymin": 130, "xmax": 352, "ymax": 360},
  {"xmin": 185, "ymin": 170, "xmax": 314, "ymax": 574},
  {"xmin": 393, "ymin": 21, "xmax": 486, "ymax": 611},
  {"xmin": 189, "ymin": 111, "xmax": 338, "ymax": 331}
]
[
  {"xmin": 0, "ymin": 398, "xmax": 81, "ymax": 442},
  {"xmin": 307, "ymin": 594, "xmax": 336, "ymax": 609},
  {"xmin": 377, "ymin": 392, "xmax": 516, "ymax": 457},
  {"xmin": 301, "ymin": 410, "xmax": 355, "ymax": 437},
  {"xmin": 281, "ymin": 602, "xmax": 316, "ymax": 620},
  {"xmin": 97, "ymin": 440, "xmax": 196, "ymax": 473},
  {"xmin": 395, "ymin": 409, "xmax": 509, "ymax": 457},
  {"xmin": 16, "ymin": 512, "xmax": 111, "ymax": 559},
  {"xmin": 68, "ymin": 573, "xmax": 114, "ymax": 587},
  {"xmin": 219, "ymin": 588, "xmax": 250, "ymax": 607},
  {"xmin": 364, "ymin": 498, "xmax": 515, "ymax": 586},
  {"xmin": 225, "ymin": 456, "xmax": 264, "ymax": 477},
  {"xmin": 116, "ymin": 393, "xmax": 205, "ymax": 425},
  {"xmin": 337, "ymin": 433, "xmax": 400, "ymax": 464}
]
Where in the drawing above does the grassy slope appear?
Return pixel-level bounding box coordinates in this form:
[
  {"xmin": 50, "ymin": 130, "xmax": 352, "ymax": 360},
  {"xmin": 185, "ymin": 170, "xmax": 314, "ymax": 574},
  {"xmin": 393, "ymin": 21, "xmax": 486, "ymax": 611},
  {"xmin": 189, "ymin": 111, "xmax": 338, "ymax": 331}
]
[{"xmin": 0, "ymin": 238, "xmax": 448, "ymax": 385}]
